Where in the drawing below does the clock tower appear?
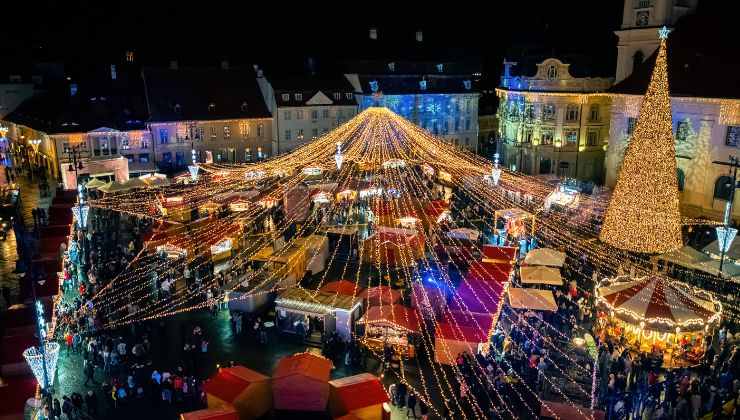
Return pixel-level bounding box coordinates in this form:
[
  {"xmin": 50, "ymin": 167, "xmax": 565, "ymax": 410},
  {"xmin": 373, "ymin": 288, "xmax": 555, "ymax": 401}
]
[{"xmin": 614, "ymin": 0, "xmax": 697, "ymax": 83}]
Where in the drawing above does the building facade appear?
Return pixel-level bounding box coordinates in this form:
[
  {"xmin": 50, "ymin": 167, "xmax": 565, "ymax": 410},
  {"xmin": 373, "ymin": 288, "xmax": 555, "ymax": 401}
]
[
  {"xmin": 496, "ymin": 58, "xmax": 613, "ymax": 183},
  {"xmin": 615, "ymin": 0, "xmax": 698, "ymax": 83},
  {"xmin": 256, "ymin": 72, "xmax": 358, "ymax": 155},
  {"xmin": 345, "ymin": 61, "xmax": 480, "ymax": 152}
]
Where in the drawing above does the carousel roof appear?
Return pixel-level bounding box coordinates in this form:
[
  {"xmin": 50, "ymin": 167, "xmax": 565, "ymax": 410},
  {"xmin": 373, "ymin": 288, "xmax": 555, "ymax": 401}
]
[{"xmin": 596, "ymin": 275, "xmax": 721, "ymax": 328}]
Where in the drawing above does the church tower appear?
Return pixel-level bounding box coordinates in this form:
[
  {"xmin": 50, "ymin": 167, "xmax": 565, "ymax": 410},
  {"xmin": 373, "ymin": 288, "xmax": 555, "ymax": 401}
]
[{"xmin": 614, "ymin": 0, "xmax": 697, "ymax": 83}]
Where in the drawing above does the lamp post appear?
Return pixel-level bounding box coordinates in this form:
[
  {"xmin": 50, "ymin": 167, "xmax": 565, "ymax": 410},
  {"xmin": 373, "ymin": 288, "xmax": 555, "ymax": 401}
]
[
  {"xmin": 712, "ymin": 156, "xmax": 740, "ymax": 273},
  {"xmin": 64, "ymin": 145, "xmax": 84, "ymax": 189},
  {"xmin": 28, "ymin": 139, "xmax": 41, "ymax": 182}
]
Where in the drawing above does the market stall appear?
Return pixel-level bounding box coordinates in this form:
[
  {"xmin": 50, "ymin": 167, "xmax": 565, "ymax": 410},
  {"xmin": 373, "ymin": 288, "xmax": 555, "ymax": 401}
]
[
  {"xmin": 493, "ymin": 208, "xmax": 535, "ymax": 242},
  {"xmin": 272, "ymin": 352, "xmax": 333, "ymax": 413},
  {"xmin": 362, "ymin": 226, "xmax": 425, "ymax": 268},
  {"xmin": 293, "ymin": 234, "xmax": 329, "ymax": 274},
  {"xmin": 449, "ymin": 275, "xmax": 507, "ymax": 315},
  {"xmin": 523, "ymin": 248, "xmax": 566, "ymax": 267},
  {"xmin": 203, "ymin": 366, "xmax": 271, "ymax": 420},
  {"xmin": 435, "ymin": 311, "xmax": 496, "ymax": 365},
  {"xmin": 359, "ymin": 286, "xmax": 402, "ymax": 307},
  {"xmin": 507, "ymin": 288, "xmax": 558, "ymax": 312},
  {"xmin": 325, "ymin": 226, "xmax": 359, "ymax": 261},
  {"xmin": 519, "ymin": 265, "xmax": 563, "ymax": 287},
  {"xmin": 275, "ymin": 288, "xmax": 361, "ymax": 342},
  {"xmin": 320, "ymin": 280, "xmax": 363, "ymax": 297},
  {"xmin": 595, "ymin": 275, "xmax": 722, "ymax": 367},
  {"xmin": 447, "ymin": 227, "xmax": 481, "ymax": 242},
  {"xmin": 357, "ymin": 304, "xmax": 420, "ymax": 359},
  {"xmin": 328, "ymin": 373, "xmax": 389, "ymax": 420}
]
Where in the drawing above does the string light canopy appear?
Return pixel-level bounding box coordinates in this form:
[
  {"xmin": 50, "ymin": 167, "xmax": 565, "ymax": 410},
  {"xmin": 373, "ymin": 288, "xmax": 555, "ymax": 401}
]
[{"xmin": 599, "ymin": 27, "xmax": 683, "ymax": 254}]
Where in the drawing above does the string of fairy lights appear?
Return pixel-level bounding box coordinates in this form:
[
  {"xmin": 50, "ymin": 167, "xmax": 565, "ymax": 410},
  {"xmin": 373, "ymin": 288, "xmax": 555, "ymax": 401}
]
[{"xmin": 76, "ymin": 47, "xmax": 735, "ymax": 417}]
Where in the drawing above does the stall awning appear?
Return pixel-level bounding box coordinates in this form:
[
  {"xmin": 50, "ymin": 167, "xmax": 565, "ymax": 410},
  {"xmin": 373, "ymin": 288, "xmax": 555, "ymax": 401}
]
[
  {"xmin": 436, "ymin": 311, "xmax": 494, "ymax": 343},
  {"xmin": 523, "ymin": 248, "xmax": 566, "ymax": 267},
  {"xmin": 508, "ymin": 288, "xmax": 558, "ymax": 311},
  {"xmin": 520, "ymin": 265, "xmax": 563, "ymax": 286},
  {"xmin": 320, "ymin": 280, "xmax": 362, "ymax": 297},
  {"xmin": 357, "ymin": 305, "xmax": 420, "ymax": 332},
  {"xmin": 276, "ymin": 288, "xmax": 359, "ymax": 314}
]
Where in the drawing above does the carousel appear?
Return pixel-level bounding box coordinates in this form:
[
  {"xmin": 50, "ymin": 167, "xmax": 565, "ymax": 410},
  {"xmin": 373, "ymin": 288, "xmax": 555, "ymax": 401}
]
[{"xmin": 595, "ymin": 274, "xmax": 722, "ymax": 368}]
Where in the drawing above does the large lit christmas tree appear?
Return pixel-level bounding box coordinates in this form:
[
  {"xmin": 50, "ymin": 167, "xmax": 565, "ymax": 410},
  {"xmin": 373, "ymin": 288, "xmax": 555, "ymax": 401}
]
[{"xmin": 600, "ymin": 27, "xmax": 683, "ymax": 254}]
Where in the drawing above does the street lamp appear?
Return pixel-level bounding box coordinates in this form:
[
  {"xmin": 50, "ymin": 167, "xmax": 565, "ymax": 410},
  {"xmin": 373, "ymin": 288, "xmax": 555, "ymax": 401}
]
[
  {"xmin": 65, "ymin": 145, "xmax": 84, "ymax": 189},
  {"xmin": 28, "ymin": 139, "xmax": 41, "ymax": 182}
]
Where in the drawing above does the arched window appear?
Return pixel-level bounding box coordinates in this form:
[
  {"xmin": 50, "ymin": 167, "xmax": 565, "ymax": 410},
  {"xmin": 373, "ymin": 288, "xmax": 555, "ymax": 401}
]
[
  {"xmin": 677, "ymin": 168, "xmax": 685, "ymax": 192},
  {"xmin": 547, "ymin": 65, "xmax": 558, "ymax": 80},
  {"xmin": 633, "ymin": 51, "xmax": 644, "ymax": 75},
  {"xmin": 714, "ymin": 176, "xmax": 734, "ymax": 201}
]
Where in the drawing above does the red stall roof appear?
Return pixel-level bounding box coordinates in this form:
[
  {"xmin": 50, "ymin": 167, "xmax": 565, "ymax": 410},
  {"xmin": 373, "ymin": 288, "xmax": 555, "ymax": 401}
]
[
  {"xmin": 436, "ymin": 311, "xmax": 494, "ymax": 343},
  {"xmin": 466, "ymin": 260, "xmax": 513, "ymax": 283},
  {"xmin": 481, "ymin": 245, "xmax": 518, "ymax": 263},
  {"xmin": 359, "ymin": 304, "xmax": 421, "ymax": 332},
  {"xmin": 450, "ymin": 278, "xmax": 506, "ymax": 315},
  {"xmin": 359, "ymin": 286, "xmax": 402, "ymax": 306},
  {"xmin": 203, "ymin": 366, "xmax": 267, "ymax": 403},
  {"xmin": 273, "ymin": 353, "xmax": 332, "ymax": 383},
  {"xmin": 329, "ymin": 373, "xmax": 389, "ymax": 412},
  {"xmin": 320, "ymin": 280, "xmax": 363, "ymax": 297}
]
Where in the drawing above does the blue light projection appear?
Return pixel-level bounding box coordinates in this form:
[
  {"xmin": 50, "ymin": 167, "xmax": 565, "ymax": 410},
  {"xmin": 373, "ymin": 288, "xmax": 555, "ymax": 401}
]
[{"xmin": 359, "ymin": 94, "xmax": 469, "ymax": 136}]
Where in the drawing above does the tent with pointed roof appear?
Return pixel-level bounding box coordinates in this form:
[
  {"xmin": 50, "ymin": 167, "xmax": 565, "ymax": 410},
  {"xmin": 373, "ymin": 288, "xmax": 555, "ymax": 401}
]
[
  {"xmin": 202, "ymin": 365, "xmax": 271, "ymax": 420},
  {"xmin": 328, "ymin": 373, "xmax": 389, "ymax": 420},
  {"xmin": 272, "ymin": 353, "xmax": 333, "ymax": 412}
]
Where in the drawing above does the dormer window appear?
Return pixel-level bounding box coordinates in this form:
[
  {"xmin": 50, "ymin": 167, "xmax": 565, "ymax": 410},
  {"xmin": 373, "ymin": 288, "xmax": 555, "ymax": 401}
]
[
  {"xmin": 208, "ymin": 103, "xmax": 216, "ymax": 112},
  {"xmin": 241, "ymin": 102, "xmax": 248, "ymax": 112},
  {"xmin": 174, "ymin": 103, "xmax": 181, "ymax": 113},
  {"xmin": 333, "ymin": 92, "xmax": 341, "ymax": 100},
  {"xmin": 419, "ymin": 80, "xmax": 427, "ymax": 91},
  {"xmin": 388, "ymin": 62, "xmax": 396, "ymax": 72},
  {"xmin": 345, "ymin": 93, "xmax": 353, "ymax": 100},
  {"xmin": 436, "ymin": 63, "xmax": 444, "ymax": 73},
  {"xmin": 294, "ymin": 93, "xmax": 303, "ymax": 101},
  {"xmin": 547, "ymin": 65, "xmax": 558, "ymax": 80},
  {"xmin": 281, "ymin": 93, "xmax": 290, "ymax": 101}
]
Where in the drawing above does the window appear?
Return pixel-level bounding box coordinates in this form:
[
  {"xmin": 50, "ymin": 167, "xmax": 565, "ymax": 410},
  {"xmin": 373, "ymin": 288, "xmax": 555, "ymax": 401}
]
[
  {"xmin": 637, "ymin": 0, "xmax": 650, "ymax": 8},
  {"xmin": 223, "ymin": 126, "xmax": 231, "ymax": 139},
  {"xmin": 312, "ymin": 128, "xmax": 318, "ymax": 138},
  {"xmin": 210, "ymin": 127, "xmax": 217, "ymax": 138},
  {"xmin": 197, "ymin": 127, "xmax": 205, "ymax": 140},
  {"xmin": 294, "ymin": 93, "xmax": 303, "ymax": 101},
  {"xmin": 297, "ymin": 129, "xmax": 304, "ymax": 140},
  {"xmin": 121, "ymin": 137, "xmax": 130, "ymax": 150},
  {"xmin": 176, "ymin": 152, "xmax": 185, "ymax": 166},
  {"xmin": 565, "ymin": 129, "xmax": 579, "ymax": 144},
  {"xmin": 714, "ymin": 176, "xmax": 734, "ymax": 201},
  {"xmin": 345, "ymin": 93, "xmax": 353, "ymax": 100},
  {"xmin": 636, "ymin": 10, "xmax": 649, "ymax": 27},
  {"xmin": 333, "ymin": 92, "xmax": 341, "ymax": 100},
  {"xmin": 124, "ymin": 154, "xmax": 134, "ymax": 163},
  {"xmin": 176, "ymin": 124, "xmax": 188, "ymax": 143},
  {"xmin": 296, "ymin": 110, "xmax": 304, "ymax": 120},
  {"xmin": 337, "ymin": 109, "xmax": 344, "ymax": 119},
  {"xmin": 158, "ymin": 128, "xmax": 169, "ymax": 144},
  {"xmin": 285, "ymin": 129, "xmax": 291, "ymax": 140},
  {"xmin": 311, "ymin": 110, "xmax": 319, "ymax": 121},
  {"xmin": 725, "ymin": 126, "xmax": 740, "ymax": 147},
  {"xmin": 541, "ymin": 129, "xmax": 554, "ymax": 145},
  {"xmin": 241, "ymin": 102, "xmax": 248, "ymax": 112},
  {"xmin": 540, "ymin": 159, "xmax": 552, "ymax": 174},
  {"xmin": 465, "ymin": 98, "xmax": 471, "ymax": 114},
  {"xmin": 633, "ymin": 51, "xmax": 644, "ymax": 75},
  {"xmin": 589, "ymin": 105, "xmax": 599, "ymax": 122},
  {"xmin": 208, "ymin": 103, "xmax": 216, "ymax": 112},
  {"xmin": 547, "ymin": 65, "xmax": 558, "ymax": 80},
  {"xmin": 257, "ymin": 123, "xmax": 263, "ymax": 137},
  {"xmin": 322, "ymin": 109, "xmax": 329, "ymax": 119},
  {"xmin": 284, "ymin": 111, "xmax": 292, "ymax": 120},
  {"xmin": 244, "ymin": 148, "xmax": 252, "ymax": 162},
  {"xmin": 162, "ymin": 152, "xmax": 172, "ymax": 163},
  {"xmin": 454, "ymin": 119, "xmax": 460, "ymax": 132},
  {"xmin": 465, "ymin": 118, "xmax": 471, "ymax": 131},
  {"xmin": 627, "ymin": 117, "xmax": 637, "ymax": 135},
  {"xmin": 257, "ymin": 147, "xmax": 263, "ymax": 159},
  {"xmin": 523, "ymin": 129, "xmax": 533, "ymax": 144},
  {"xmin": 139, "ymin": 154, "xmax": 149, "ymax": 163},
  {"xmin": 676, "ymin": 120, "xmax": 690, "ymax": 142},
  {"xmin": 525, "ymin": 105, "xmax": 535, "ymax": 120},
  {"xmin": 587, "ymin": 130, "xmax": 599, "ymax": 146},
  {"xmin": 677, "ymin": 168, "xmax": 685, "ymax": 192},
  {"xmin": 239, "ymin": 122, "xmax": 249, "ymax": 137},
  {"xmin": 542, "ymin": 104, "xmax": 555, "ymax": 121},
  {"xmin": 566, "ymin": 105, "xmax": 579, "ymax": 122},
  {"xmin": 281, "ymin": 93, "xmax": 290, "ymax": 102}
]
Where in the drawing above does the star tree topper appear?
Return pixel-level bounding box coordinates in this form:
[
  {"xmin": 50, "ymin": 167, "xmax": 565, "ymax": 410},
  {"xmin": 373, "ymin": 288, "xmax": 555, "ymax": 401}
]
[{"xmin": 658, "ymin": 26, "xmax": 671, "ymax": 40}]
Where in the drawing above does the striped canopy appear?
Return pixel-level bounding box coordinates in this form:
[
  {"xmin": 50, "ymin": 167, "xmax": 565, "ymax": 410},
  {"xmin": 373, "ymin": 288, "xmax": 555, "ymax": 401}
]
[{"xmin": 597, "ymin": 275, "xmax": 721, "ymax": 330}]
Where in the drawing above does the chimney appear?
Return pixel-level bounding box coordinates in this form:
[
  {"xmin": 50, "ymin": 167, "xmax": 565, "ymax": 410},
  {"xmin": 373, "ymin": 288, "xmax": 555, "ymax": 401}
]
[
  {"xmin": 369, "ymin": 27, "xmax": 378, "ymax": 40},
  {"xmin": 169, "ymin": 60, "xmax": 179, "ymax": 70},
  {"xmin": 221, "ymin": 60, "xmax": 230, "ymax": 70},
  {"xmin": 416, "ymin": 30, "xmax": 423, "ymax": 42}
]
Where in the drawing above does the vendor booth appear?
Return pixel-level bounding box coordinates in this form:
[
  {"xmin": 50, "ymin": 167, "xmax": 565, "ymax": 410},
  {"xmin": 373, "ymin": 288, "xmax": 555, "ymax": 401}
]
[
  {"xmin": 293, "ymin": 234, "xmax": 329, "ymax": 274},
  {"xmin": 320, "ymin": 280, "xmax": 363, "ymax": 297},
  {"xmin": 507, "ymin": 288, "xmax": 558, "ymax": 312},
  {"xmin": 328, "ymin": 373, "xmax": 389, "ymax": 420},
  {"xmin": 523, "ymin": 248, "xmax": 566, "ymax": 267},
  {"xmin": 519, "ymin": 265, "xmax": 563, "ymax": 287},
  {"xmin": 543, "ymin": 185, "xmax": 580, "ymax": 210},
  {"xmin": 447, "ymin": 227, "xmax": 481, "ymax": 242},
  {"xmin": 435, "ymin": 311, "xmax": 496, "ymax": 365},
  {"xmin": 325, "ymin": 226, "xmax": 359, "ymax": 261},
  {"xmin": 357, "ymin": 304, "xmax": 420, "ymax": 359},
  {"xmin": 595, "ymin": 275, "xmax": 722, "ymax": 368},
  {"xmin": 272, "ymin": 353, "xmax": 333, "ymax": 413},
  {"xmin": 203, "ymin": 366, "xmax": 271, "ymax": 420},
  {"xmin": 449, "ymin": 275, "xmax": 507, "ymax": 315},
  {"xmin": 275, "ymin": 288, "xmax": 362, "ymax": 342},
  {"xmin": 359, "ymin": 286, "xmax": 402, "ymax": 307},
  {"xmin": 362, "ymin": 226, "xmax": 425, "ymax": 268},
  {"xmin": 493, "ymin": 208, "xmax": 535, "ymax": 240}
]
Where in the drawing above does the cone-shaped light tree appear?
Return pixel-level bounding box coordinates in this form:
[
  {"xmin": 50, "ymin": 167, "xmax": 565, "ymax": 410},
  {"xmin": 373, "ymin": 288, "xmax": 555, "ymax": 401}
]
[{"xmin": 600, "ymin": 26, "xmax": 683, "ymax": 254}]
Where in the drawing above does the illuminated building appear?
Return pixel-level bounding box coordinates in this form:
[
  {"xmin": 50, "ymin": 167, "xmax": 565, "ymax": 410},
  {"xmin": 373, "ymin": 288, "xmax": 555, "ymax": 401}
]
[
  {"xmin": 256, "ymin": 70, "xmax": 358, "ymax": 154},
  {"xmin": 605, "ymin": 8, "xmax": 740, "ymax": 221},
  {"xmin": 615, "ymin": 0, "xmax": 698, "ymax": 83},
  {"xmin": 345, "ymin": 61, "xmax": 480, "ymax": 152},
  {"xmin": 496, "ymin": 58, "xmax": 613, "ymax": 183},
  {"xmin": 143, "ymin": 64, "xmax": 273, "ymax": 166}
]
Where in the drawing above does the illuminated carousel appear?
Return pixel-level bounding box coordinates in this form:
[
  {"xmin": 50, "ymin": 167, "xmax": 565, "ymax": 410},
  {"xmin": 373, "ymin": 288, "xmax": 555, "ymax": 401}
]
[{"xmin": 595, "ymin": 274, "xmax": 722, "ymax": 368}]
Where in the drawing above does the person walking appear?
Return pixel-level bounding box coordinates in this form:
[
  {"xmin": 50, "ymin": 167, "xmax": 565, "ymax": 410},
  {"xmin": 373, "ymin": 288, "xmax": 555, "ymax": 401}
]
[
  {"xmin": 407, "ymin": 392, "xmax": 418, "ymax": 418},
  {"xmin": 84, "ymin": 359, "xmax": 96, "ymax": 386}
]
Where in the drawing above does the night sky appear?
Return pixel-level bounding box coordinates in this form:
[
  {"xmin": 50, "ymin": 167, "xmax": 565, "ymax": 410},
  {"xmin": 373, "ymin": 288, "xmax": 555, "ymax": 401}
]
[{"xmin": 1, "ymin": 0, "xmax": 626, "ymax": 83}]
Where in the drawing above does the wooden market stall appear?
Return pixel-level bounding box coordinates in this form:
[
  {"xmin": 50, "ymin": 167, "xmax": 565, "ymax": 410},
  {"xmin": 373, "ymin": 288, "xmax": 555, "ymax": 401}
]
[
  {"xmin": 362, "ymin": 226, "xmax": 425, "ymax": 268},
  {"xmin": 507, "ymin": 288, "xmax": 558, "ymax": 312},
  {"xmin": 272, "ymin": 353, "xmax": 333, "ymax": 413},
  {"xmin": 435, "ymin": 311, "xmax": 496, "ymax": 365},
  {"xmin": 321, "ymin": 280, "xmax": 364, "ymax": 297},
  {"xmin": 359, "ymin": 286, "xmax": 402, "ymax": 307},
  {"xmin": 180, "ymin": 408, "xmax": 239, "ymax": 420},
  {"xmin": 356, "ymin": 304, "xmax": 420, "ymax": 359},
  {"xmin": 595, "ymin": 274, "xmax": 722, "ymax": 367},
  {"xmin": 493, "ymin": 208, "xmax": 535, "ymax": 239},
  {"xmin": 328, "ymin": 373, "xmax": 390, "ymax": 420},
  {"xmin": 523, "ymin": 247, "xmax": 566, "ymax": 267},
  {"xmin": 202, "ymin": 366, "xmax": 271, "ymax": 420},
  {"xmin": 275, "ymin": 288, "xmax": 362, "ymax": 342},
  {"xmin": 519, "ymin": 265, "xmax": 563, "ymax": 287},
  {"xmin": 325, "ymin": 225, "xmax": 360, "ymax": 261},
  {"xmin": 293, "ymin": 234, "xmax": 329, "ymax": 274}
]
